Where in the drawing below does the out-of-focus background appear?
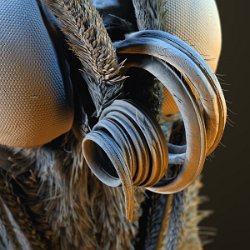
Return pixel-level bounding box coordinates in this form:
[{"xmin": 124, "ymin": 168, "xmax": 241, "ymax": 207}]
[{"xmin": 201, "ymin": 1, "xmax": 250, "ymax": 249}]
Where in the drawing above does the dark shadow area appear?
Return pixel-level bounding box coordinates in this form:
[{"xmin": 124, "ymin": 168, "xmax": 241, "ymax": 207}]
[{"xmin": 201, "ymin": 1, "xmax": 250, "ymax": 249}]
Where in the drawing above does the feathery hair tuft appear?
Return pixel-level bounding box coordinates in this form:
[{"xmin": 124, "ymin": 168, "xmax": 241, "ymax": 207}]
[{"xmin": 45, "ymin": 0, "xmax": 125, "ymax": 83}]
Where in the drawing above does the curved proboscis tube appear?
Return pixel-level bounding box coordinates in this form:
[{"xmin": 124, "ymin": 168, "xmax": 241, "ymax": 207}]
[
  {"xmin": 83, "ymin": 99, "xmax": 169, "ymax": 219},
  {"xmin": 82, "ymin": 31, "xmax": 227, "ymax": 219}
]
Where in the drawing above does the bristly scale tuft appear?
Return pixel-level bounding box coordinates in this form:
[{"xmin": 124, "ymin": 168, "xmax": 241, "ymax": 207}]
[
  {"xmin": 45, "ymin": 0, "xmax": 124, "ymax": 83},
  {"xmin": 45, "ymin": 0, "xmax": 126, "ymax": 115}
]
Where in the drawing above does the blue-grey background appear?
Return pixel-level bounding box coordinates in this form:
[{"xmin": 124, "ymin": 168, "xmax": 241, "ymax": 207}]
[{"xmin": 202, "ymin": 1, "xmax": 249, "ymax": 249}]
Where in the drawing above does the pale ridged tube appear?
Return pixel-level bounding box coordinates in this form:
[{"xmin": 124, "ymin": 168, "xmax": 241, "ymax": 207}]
[
  {"xmin": 83, "ymin": 30, "xmax": 227, "ymax": 216},
  {"xmin": 82, "ymin": 100, "xmax": 169, "ymax": 220}
]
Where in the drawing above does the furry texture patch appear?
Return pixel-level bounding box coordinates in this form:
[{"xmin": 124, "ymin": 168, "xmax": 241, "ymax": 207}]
[{"xmin": 0, "ymin": 135, "xmax": 144, "ymax": 249}]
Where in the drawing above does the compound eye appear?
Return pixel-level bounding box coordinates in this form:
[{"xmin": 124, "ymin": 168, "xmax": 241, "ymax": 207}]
[
  {"xmin": 162, "ymin": 0, "xmax": 222, "ymax": 72},
  {"xmin": 0, "ymin": 0, "xmax": 73, "ymax": 147},
  {"xmin": 154, "ymin": 0, "xmax": 222, "ymax": 116}
]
